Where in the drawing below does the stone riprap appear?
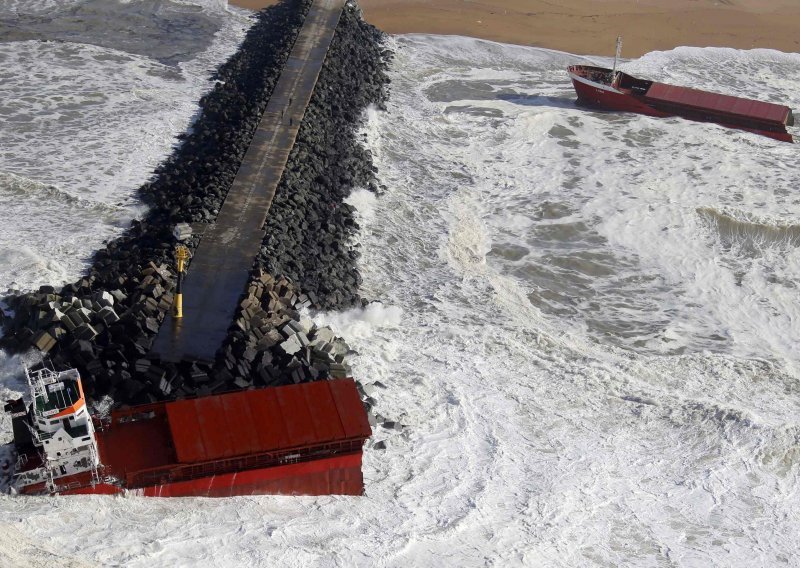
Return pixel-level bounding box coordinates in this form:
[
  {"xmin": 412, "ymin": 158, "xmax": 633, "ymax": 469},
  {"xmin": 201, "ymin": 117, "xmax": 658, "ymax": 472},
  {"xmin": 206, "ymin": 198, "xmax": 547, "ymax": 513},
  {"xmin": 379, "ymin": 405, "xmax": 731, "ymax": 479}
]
[
  {"xmin": 0, "ymin": 0, "xmax": 391, "ymax": 409},
  {"xmin": 257, "ymin": 3, "xmax": 392, "ymax": 310}
]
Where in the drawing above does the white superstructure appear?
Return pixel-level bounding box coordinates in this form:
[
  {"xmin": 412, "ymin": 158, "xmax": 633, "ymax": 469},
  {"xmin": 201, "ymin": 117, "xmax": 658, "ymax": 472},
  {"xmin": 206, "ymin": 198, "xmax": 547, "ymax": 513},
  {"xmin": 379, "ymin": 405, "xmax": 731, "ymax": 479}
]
[{"xmin": 11, "ymin": 368, "xmax": 100, "ymax": 492}]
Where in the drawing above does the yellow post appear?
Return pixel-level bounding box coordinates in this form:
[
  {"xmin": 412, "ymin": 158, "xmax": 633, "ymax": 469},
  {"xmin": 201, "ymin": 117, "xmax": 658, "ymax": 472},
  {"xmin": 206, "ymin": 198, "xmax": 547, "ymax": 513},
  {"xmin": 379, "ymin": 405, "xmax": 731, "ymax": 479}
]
[{"xmin": 174, "ymin": 245, "xmax": 190, "ymax": 319}]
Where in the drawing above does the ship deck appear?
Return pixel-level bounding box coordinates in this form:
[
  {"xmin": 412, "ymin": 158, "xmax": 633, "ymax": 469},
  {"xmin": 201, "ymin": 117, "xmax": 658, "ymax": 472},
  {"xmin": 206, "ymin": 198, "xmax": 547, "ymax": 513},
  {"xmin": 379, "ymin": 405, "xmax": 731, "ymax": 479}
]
[
  {"xmin": 84, "ymin": 379, "xmax": 370, "ymax": 494},
  {"xmin": 97, "ymin": 412, "xmax": 174, "ymax": 481}
]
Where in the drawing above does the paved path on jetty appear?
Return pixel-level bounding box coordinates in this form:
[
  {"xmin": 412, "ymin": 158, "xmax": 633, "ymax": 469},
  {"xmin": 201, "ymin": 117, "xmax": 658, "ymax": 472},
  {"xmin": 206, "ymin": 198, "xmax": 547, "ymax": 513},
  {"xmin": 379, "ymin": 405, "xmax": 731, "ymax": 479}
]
[{"xmin": 152, "ymin": 0, "xmax": 345, "ymax": 363}]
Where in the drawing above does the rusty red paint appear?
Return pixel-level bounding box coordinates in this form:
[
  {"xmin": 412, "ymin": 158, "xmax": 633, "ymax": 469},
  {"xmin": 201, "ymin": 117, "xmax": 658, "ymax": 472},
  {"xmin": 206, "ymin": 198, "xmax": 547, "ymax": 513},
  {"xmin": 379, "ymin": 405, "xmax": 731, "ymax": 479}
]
[
  {"xmin": 61, "ymin": 453, "xmax": 365, "ymax": 497},
  {"xmin": 165, "ymin": 380, "xmax": 369, "ymax": 464},
  {"xmin": 644, "ymin": 82, "xmax": 791, "ymax": 124},
  {"xmin": 21, "ymin": 379, "xmax": 371, "ymax": 497}
]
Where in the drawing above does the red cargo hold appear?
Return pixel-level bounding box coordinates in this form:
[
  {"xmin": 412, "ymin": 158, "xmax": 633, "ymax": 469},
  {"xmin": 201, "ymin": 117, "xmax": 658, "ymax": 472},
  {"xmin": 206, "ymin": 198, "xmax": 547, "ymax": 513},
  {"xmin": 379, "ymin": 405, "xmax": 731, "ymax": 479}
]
[
  {"xmin": 13, "ymin": 378, "xmax": 372, "ymax": 497},
  {"xmin": 165, "ymin": 380, "xmax": 370, "ymax": 464},
  {"xmin": 644, "ymin": 82, "xmax": 791, "ymax": 124},
  {"xmin": 567, "ymin": 64, "xmax": 794, "ymax": 142}
]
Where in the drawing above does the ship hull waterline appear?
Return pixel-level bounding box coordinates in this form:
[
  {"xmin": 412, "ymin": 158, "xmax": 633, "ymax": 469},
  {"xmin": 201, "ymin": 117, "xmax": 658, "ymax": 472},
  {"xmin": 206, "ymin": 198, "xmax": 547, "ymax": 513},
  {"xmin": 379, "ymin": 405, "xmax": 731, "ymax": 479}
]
[
  {"xmin": 18, "ymin": 452, "xmax": 365, "ymax": 497},
  {"xmin": 569, "ymin": 72, "xmax": 794, "ymax": 143}
]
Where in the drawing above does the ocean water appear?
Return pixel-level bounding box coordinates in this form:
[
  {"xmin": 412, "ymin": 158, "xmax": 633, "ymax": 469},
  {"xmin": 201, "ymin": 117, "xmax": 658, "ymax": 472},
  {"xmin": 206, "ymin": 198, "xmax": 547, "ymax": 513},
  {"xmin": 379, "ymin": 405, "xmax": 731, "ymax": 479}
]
[
  {"xmin": 2, "ymin": 2, "xmax": 800, "ymax": 566},
  {"xmin": 0, "ymin": 0, "xmax": 250, "ymax": 294}
]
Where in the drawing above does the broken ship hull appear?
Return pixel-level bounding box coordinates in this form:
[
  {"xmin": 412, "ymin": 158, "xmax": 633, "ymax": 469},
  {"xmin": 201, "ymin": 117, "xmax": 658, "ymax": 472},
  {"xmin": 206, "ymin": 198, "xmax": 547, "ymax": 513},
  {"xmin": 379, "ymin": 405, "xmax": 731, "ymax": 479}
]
[
  {"xmin": 11, "ymin": 377, "xmax": 371, "ymax": 497},
  {"xmin": 20, "ymin": 453, "xmax": 364, "ymax": 497},
  {"xmin": 568, "ymin": 65, "xmax": 794, "ymax": 142}
]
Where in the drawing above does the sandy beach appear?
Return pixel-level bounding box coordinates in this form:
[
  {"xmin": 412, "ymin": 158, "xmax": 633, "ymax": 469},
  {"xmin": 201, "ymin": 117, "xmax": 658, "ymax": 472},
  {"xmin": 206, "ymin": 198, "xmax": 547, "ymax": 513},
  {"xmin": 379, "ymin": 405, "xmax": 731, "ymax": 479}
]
[{"xmin": 229, "ymin": 0, "xmax": 800, "ymax": 57}]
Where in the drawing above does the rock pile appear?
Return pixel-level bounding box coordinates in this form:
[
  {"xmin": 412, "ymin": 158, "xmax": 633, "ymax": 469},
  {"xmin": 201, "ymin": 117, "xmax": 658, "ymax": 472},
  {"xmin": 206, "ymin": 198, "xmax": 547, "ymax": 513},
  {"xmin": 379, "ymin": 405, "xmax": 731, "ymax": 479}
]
[
  {"xmin": 210, "ymin": 272, "xmax": 353, "ymax": 391},
  {"xmin": 1, "ymin": 249, "xmax": 178, "ymax": 402},
  {"xmin": 141, "ymin": 0, "xmax": 313, "ymax": 225},
  {"xmin": 257, "ymin": 1, "xmax": 392, "ymax": 310},
  {"xmin": 0, "ymin": 0, "xmax": 392, "ymax": 409}
]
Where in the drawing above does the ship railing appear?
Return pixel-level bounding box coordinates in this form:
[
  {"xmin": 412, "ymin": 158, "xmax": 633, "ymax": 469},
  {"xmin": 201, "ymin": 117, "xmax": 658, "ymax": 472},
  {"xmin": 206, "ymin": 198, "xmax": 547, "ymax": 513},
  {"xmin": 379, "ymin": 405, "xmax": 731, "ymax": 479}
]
[
  {"xmin": 15, "ymin": 453, "xmax": 28, "ymax": 468},
  {"xmin": 26, "ymin": 423, "xmax": 54, "ymax": 446},
  {"xmin": 126, "ymin": 438, "xmax": 365, "ymax": 489},
  {"xmin": 107, "ymin": 401, "xmax": 168, "ymax": 427},
  {"xmin": 59, "ymin": 480, "xmax": 83, "ymax": 491}
]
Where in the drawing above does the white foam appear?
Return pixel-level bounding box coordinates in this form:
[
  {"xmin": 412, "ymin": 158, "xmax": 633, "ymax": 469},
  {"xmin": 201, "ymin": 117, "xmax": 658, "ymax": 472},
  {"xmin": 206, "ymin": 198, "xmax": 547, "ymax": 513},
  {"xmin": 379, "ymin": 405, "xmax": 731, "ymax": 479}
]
[
  {"xmin": 313, "ymin": 302, "xmax": 403, "ymax": 340},
  {"xmin": 2, "ymin": 30, "xmax": 800, "ymax": 568},
  {"xmin": 344, "ymin": 187, "xmax": 378, "ymax": 223},
  {"xmin": 0, "ymin": 2, "xmax": 249, "ymax": 293}
]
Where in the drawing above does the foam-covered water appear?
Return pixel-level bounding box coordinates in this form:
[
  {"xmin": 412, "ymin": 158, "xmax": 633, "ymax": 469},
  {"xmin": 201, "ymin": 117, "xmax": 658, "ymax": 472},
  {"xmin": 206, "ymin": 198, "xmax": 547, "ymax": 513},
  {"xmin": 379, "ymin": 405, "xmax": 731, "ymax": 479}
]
[
  {"xmin": 2, "ymin": 12, "xmax": 800, "ymax": 567},
  {"xmin": 0, "ymin": 0, "xmax": 250, "ymax": 293}
]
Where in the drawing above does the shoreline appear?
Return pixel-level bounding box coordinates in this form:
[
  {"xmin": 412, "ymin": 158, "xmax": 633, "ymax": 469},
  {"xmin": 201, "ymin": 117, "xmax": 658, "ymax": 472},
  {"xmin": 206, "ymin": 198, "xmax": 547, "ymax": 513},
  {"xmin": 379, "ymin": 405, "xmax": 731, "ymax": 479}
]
[{"xmin": 229, "ymin": 0, "xmax": 800, "ymax": 57}]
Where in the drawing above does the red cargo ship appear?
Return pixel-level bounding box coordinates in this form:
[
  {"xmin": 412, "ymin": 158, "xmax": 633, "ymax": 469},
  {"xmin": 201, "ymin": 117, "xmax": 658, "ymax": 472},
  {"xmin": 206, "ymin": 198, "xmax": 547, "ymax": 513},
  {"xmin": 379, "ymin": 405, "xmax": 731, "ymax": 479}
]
[
  {"xmin": 3, "ymin": 367, "xmax": 371, "ymax": 497},
  {"xmin": 567, "ymin": 40, "xmax": 794, "ymax": 142}
]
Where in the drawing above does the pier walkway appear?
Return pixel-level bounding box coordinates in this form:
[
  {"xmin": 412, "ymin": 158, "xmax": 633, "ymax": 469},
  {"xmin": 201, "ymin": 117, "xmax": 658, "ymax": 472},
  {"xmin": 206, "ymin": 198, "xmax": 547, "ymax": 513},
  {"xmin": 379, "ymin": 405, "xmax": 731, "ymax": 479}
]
[{"xmin": 152, "ymin": 0, "xmax": 345, "ymax": 363}]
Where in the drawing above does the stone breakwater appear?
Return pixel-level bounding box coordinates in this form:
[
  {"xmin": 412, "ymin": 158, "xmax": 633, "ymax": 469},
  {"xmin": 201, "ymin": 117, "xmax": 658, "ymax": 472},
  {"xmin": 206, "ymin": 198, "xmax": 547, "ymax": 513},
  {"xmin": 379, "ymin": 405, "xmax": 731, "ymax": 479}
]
[
  {"xmin": 257, "ymin": 2, "xmax": 391, "ymax": 310},
  {"xmin": 0, "ymin": 0, "xmax": 391, "ymax": 413}
]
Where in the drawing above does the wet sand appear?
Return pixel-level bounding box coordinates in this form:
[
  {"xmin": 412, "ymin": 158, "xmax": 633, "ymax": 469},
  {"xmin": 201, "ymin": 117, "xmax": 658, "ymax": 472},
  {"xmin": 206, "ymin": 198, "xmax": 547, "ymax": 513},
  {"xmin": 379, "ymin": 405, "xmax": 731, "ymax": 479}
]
[{"xmin": 228, "ymin": 0, "xmax": 800, "ymax": 57}]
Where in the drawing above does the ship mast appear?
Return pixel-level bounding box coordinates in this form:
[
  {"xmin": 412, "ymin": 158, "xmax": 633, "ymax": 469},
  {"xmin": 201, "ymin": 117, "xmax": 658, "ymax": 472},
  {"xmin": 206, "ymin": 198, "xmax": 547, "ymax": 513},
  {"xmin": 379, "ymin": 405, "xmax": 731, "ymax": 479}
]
[{"xmin": 611, "ymin": 36, "xmax": 623, "ymax": 83}]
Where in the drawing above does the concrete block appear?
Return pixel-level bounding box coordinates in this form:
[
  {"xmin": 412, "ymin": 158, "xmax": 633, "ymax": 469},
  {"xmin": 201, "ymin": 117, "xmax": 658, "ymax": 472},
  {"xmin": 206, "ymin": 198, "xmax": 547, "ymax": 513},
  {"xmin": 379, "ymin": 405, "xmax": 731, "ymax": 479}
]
[
  {"xmin": 242, "ymin": 347, "xmax": 257, "ymax": 363},
  {"xmin": 329, "ymin": 363, "xmax": 348, "ymax": 379},
  {"xmin": 74, "ymin": 323, "xmax": 98, "ymax": 341},
  {"xmin": 98, "ymin": 307, "xmax": 119, "ymax": 325},
  {"xmin": 144, "ymin": 317, "xmax": 159, "ymax": 334},
  {"xmin": 110, "ymin": 289, "xmax": 127, "ymax": 303},
  {"xmin": 298, "ymin": 316, "xmax": 314, "ymax": 334},
  {"xmin": 173, "ymin": 223, "xmax": 193, "ymax": 241},
  {"xmin": 236, "ymin": 360, "xmax": 250, "ymax": 378},
  {"xmin": 75, "ymin": 339, "xmax": 94, "ymax": 356},
  {"xmin": 331, "ymin": 338, "xmax": 350, "ymax": 356},
  {"xmin": 97, "ymin": 291, "xmax": 115, "ymax": 307},
  {"xmin": 33, "ymin": 330, "xmax": 56, "ymax": 353},
  {"xmin": 280, "ymin": 320, "xmax": 304, "ymax": 338},
  {"xmin": 296, "ymin": 331, "xmax": 310, "ymax": 347},
  {"xmin": 311, "ymin": 348, "xmax": 333, "ymax": 365},
  {"xmin": 150, "ymin": 262, "xmax": 172, "ymax": 281},
  {"xmin": 190, "ymin": 367, "xmax": 209, "ymax": 384},
  {"xmin": 313, "ymin": 326, "xmax": 335, "ymax": 344},
  {"xmin": 279, "ymin": 334, "xmax": 303, "ymax": 356},
  {"xmin": 67, "ymin": 311, "xmax": 84, "ymax": 328}
]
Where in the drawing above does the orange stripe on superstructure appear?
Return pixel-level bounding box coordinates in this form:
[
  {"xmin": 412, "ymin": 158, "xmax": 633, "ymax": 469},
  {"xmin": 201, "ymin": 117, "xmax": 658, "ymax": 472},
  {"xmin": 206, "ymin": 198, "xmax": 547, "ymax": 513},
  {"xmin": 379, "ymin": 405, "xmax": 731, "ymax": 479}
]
[{"xmin": 52, "ymin": 397, "xmax": 85, "ymax": 419}]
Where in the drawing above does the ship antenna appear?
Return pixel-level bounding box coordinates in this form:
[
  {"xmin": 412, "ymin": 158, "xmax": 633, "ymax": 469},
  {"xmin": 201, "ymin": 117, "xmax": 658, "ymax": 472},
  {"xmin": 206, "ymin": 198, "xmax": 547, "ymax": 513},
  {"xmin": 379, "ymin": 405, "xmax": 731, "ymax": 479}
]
[{"xmin": 612, "ymin": 36, "xmax": 623, "ymax": 82}]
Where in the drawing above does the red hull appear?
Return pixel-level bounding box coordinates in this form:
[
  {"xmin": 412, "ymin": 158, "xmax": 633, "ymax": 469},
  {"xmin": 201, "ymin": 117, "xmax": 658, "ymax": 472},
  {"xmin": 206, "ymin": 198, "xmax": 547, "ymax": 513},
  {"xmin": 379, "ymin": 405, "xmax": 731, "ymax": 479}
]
[
  {"xmin": 13, "ymin": 379, "xmax": 372, "ymax": 498},
  {"xmin": 55, "ymin": 453, "xmax": 364, "ymax": 497},
  {"xmin": 570, "ymin": 74, "xmax": 667, "ymax": 117},
  {"xmin": 568, "ymin": 65, "xmax": 794, "ymax": 143}
]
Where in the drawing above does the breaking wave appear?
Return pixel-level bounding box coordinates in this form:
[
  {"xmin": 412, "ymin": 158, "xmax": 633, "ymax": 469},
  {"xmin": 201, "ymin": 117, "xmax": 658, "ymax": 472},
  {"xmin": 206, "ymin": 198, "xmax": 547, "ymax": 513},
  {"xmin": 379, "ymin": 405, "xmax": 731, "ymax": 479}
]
[{"xmin": 697, "ymin": 206, "xmax": 800, "ymax": 254}]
